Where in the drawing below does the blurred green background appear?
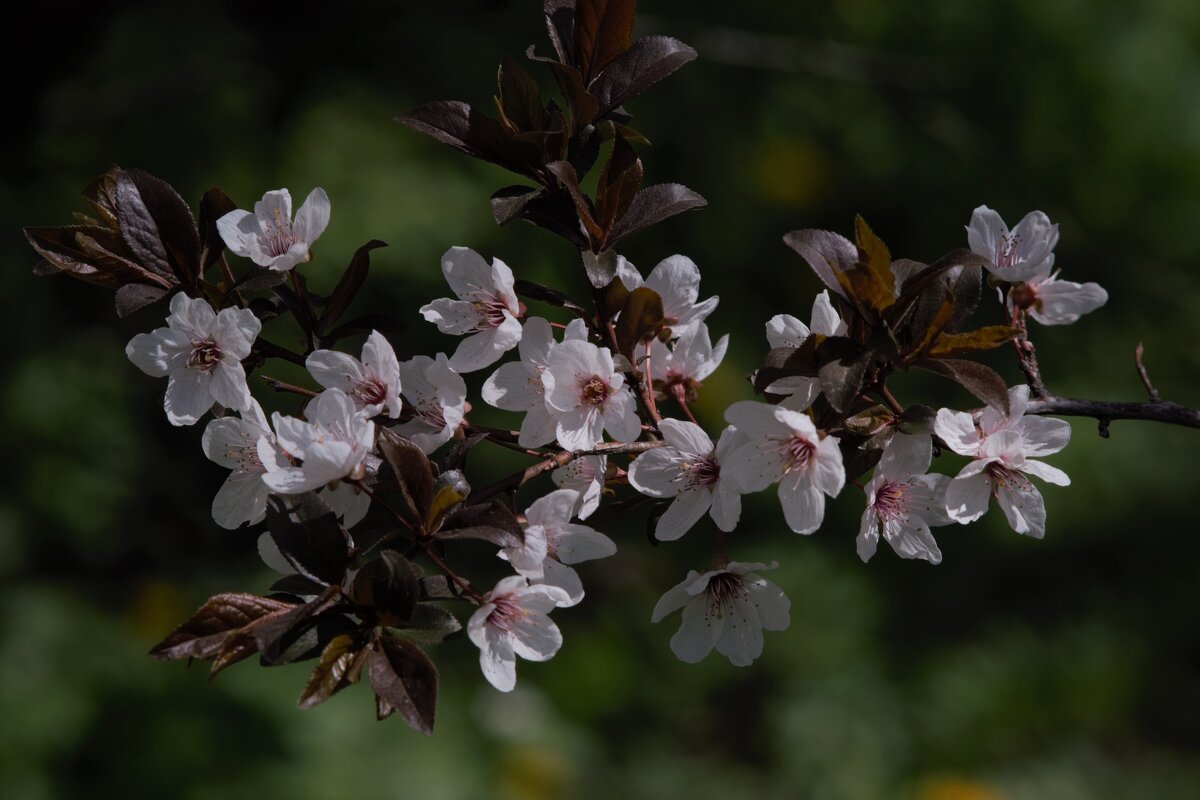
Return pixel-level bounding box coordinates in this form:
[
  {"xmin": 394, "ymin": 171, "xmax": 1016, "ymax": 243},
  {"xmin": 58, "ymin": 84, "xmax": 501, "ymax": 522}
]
[{"xmin": 4, "ymin": 1, "xmax": 1200, "ymax": 798}]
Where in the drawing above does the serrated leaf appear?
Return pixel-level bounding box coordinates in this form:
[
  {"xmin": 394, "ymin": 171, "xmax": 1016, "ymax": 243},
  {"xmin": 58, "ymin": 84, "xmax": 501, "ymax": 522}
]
[
  {"xmin": 614, "ymin": 286, "xmax": 664, "ymax": 358},
  {"xmin": 496, "ymin": 55, "xmax": 544, "ymax": 133},
  {"xmin": 150, "ymin": 593, "xmax": 295, "ymax": 661},
  {"xmin": 253, "ymin": 585, "xmax": 345, "ymax": 666},
  {"xmin": 377, "ymin": 428, "xmax": 434, "ymax": 522},
  {"xmin": 318, "ymin": 240, "xmax": 387, "ymax": 335},
  {"xmin": 925, "ymin": 325, "xmax": 1018, "ymax": 358},
  {"xmin": 122, "ymin": 168, "xmax": 202, "ymax": 287},
  {"xmin": 914, "ymin": 358, "xmax": 1011, "ymax": 414},
  {"xmin": 265, "ymin": 494, "xmax": 351, "ymax": 586},
  {"xmin": 369, "ymin": 634, "xmax": 439, "ymax": 734},
  {"xmin": 781, "ymin": 229, "xmax": 857, "ymax": 298},
  {"xmin": 574, "ymin": 0, "xmax": 637, "ymax": 83},
  {"xmin": 596, "ymin": 133, "xmax": 642, "ymax": 235},
  {"xmin": 438, "ymin": 499, "xmax": 525, "ymax": 549},
  {"xmin": 817, "ymin": 336, "xmax": 872, "ymax": 413},
  {"xmin": 298, "ymin": 634, "xmax": 361, "ymax": 710},
  {"xmin": 607, "ymin": 183, "xmax": 706, "ymax": 246},
  {"xmin": 491, "ymin": 185, "xmax": 542, "ymax": 225},
  {"xmin": 115, "ymin": 283, "xmax": 170, "ymax": 317},
  {"xmin": 589, "ymin": 35, "xmax": 697, "ymax": 116}
]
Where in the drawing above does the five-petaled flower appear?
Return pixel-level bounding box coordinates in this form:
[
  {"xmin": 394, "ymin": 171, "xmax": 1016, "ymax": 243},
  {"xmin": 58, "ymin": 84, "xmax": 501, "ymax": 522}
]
[
  {"xmin": 763, "ymin": 290, "xmax": 846, "ymax": 406},
  {"xmin": 651, "ymin": 560, "xmax": 790, "ymax": 666},
  {"xmin": 217, "ymin": 188, "xmax": 330, "ymax": 272},
  {"xmin": 500, "ymin": 489, "xmax": 617, "ymax": 606},
  {"xmin": 552, "ymin": 454, "xmax": 607, "ymax": 520},
  {"xmin": 542, "ymin": 339, "xmax": 640, "ymax": 451},
  {"xmin": 306, "ymin": 330, "xmax": 402, "ymax": 418},
  {"xmin": 482, "ymin": 317, "xmax": 587, "ymax": 448},
  {"xmin": 617, "ymin": 254, "xmax": 718, "ymax": 339},
  {"xmin": 395, "ymin": 354, "xmax": 467, "ymax": 454},
  {"xmin": 967, "ymin": 205, "xmax": 1059, "ymax": 284},
  {"xmin": 722, "ymin": 401, "xmax": 845, "ymax": 534},
  {"xmin": 648, "ymin": 323, "xmax": 728, "ymax": 407},
  {"xmin": 420, "ymin": 246, "xmax": 523, "ymax": 373},
  {"xmin": 467, "ymin": 576, "xmax": 571, "ymax": 692},
  {"xmin": 628, "ymin": 420, "xmax": 743, "ymax": 541},
  {"xmin": 262, "ymin": 388, "xmax": 377, "ymax": 527},
  {"xmin": 935, "ymin": 387, "xmax": 1072, "ymax": 538},
  {"xmin": 200, "ymin": 400, "xmax": 278, "ymax": 530},
  {"xmin": 858, "ymin": 433, "xmax": 953, "ymax": 565},
  {"xmin": 126, "ymin": 293, "xmax": 261, "ymax": 426}
]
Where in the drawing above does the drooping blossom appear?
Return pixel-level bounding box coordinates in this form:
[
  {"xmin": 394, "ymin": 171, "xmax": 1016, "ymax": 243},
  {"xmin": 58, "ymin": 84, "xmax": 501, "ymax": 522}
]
[
  {"xmin": 419, "ymin": 247, "xmax": 523, "ymax": 372},
  {"xmin": 857, "ymin": 433, "xmax": 953, "ymax": 565},
  {"xmin": 306, "ymin": 330, "xmax": 402, "ymax": 418},
  {"xmin": 394, "ymin": 354, "xmax": 467, "ymax": 454},
  {"xmin": 1011, "ymin": 270, "xmax": 1108, "ymax": 326},
  {"xmin": 217, "ymin": 188, "xmax": 330, "ymax": 272},
  {"xmin": 552, "ymin": 455, "xmax": 607, "ymax": 520},
  {"xmin": 500, "ymin": 489, "xmax": 617, "ymax": 606},
  {"xmin": 482, "ymin": 317, "xmax": 587, "ymax": 448},
  {"xmin": 262, "ymin": 388, "xmax": 376, "ymax": 527},
  {"xmin": 628, "ymin": 421, "xmax": 743, "ymax": 541},
  {"xmin": 722, "ymin": 402, "xmax": 845, "ymax": 534},
  {"xmin": 648, "ymin": 323, "xmax": 728, "ymax": 406},
  {"xmin": 201, "ymin": 400, "xmax": 277, "ymax": 530},
  {"xmin": 542, "ymin": 340, "xmax": 640, "ymax": 450},
  {"xmin": 651, "ymin": 561, "xmax": 790, "ymax": 666},
  {"xmin": 126, "ymin": 293, "xmax": 261, "ymax": 426},
  {"xmin": 935, "ymin": 393, "xmax": 1071, "ymax": 538},
  {"xmin": 617, "ymin": 254, "xmax": 717, "ymax": 339},
  {"xmin": 967, "ymin": 205, "xmax": 1058, "ymax": 284},
  {"xmin": 763, "ymin": 290, "xmax": 846, "ymax": 406},
  {"xmin": 467, "ymin": 576, "xmax": 571, "ymax": 692}
]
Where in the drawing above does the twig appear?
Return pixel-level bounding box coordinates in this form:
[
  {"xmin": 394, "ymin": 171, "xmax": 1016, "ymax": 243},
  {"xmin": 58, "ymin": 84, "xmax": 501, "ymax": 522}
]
[
  {"xmin": 469, "ymin": 440, "xmax": 665, "ymax": 503},
  {"xmin": 1025, "ymin": 395, "xmax": 1200, "ymax": 435},
  {"xmin": 879, "ymin": 383, "xmax": 905, "ymax": 416},
  {"xmin": 257, "ymin": 339, "xmax": 309, "ymax": 367},
  {"xmin": 643, "ymin": 339, "xmax": 663, "ymax": 425},
  {"xmin": 217, "ymin": 254, "xmax": 247, "ymax": 308},
  {"xmin": 261, "ymin": 375, "xmax": 318, "ymax": 397},
  {"xmin": 1134, "ymin": 343, "xmax": 1161, "ymax": 402},
  {"xmin": 1011, "ymin": 313, "xmax": 1048, "ymax": 399}
]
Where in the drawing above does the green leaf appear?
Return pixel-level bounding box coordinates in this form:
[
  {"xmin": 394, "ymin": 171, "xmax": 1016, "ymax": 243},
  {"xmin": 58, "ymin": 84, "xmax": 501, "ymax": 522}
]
[
  {"xmin": 368, "ymin": 634, "xmax": 439, "ymax": 734},
  {"xmin": 614, "ymin": 286, "xmax": 664, "ymax": 358}
]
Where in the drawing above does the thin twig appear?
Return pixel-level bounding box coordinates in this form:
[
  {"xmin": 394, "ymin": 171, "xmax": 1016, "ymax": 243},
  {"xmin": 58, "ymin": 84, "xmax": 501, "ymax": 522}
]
[
  {"xmin": 217, "ymin": 254, "xmax": 247, "ymax": 308},
  {"xmin": 1011, "ymin": 312, "xmax": 1048, "ymax": 399},
  {"xmin": 1025, "ymin": 395, "xmax": 1200, "ymax": 434},
  {"xmin": 879, "ymin": 384, "xmax": 905, "ymax": 416},
  {"xmin": 469, "ymin": 440, "xmax": 665, "ymax": 503},
  {"xmin": 643, "ymin": 338, "xmax": 663, "ymax": 425},
  {"xmin": 1134, "ymin": 343, "xmax": 1161, "ymax": 402},
  {"xmin": 261, "ymin": 375, "xmax": 318, "ymax": 397},
  {"xmin": 257, "ymin": 339, "xmax": 309, "ymax": 367}
]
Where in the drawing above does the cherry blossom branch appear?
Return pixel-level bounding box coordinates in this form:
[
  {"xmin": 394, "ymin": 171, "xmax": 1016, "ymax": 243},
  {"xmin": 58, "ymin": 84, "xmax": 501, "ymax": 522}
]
[
  {"xmin": 469, "ymin": 440, "xmax": 666, "ymax": 503},
  {"xmin": 1134, "ymin": 342, "xmax": 1161, "ymax": 402},
  {"xmin": 1024, "ymin": 394, "xmax": 1200, "ymax": 436},
  {"xmin": 256, "ymin": 339, "xmax": 309, "ymax": 368},
  {"xmin": 643, "ymin": 339, "xmax": 663, "ymax": 425},
  {"xmin": 1011, "ymin": 314, "xmax": 1048, "ymax": 399},
  {"xmin": 261, "ymin": 375, "xmax": 318, "ymax": 397}
]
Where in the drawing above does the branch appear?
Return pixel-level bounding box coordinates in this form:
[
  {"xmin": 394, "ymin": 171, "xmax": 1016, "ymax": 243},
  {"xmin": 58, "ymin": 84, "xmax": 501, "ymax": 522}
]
[
  {"xmin": 469, "ymin": 440, "xmax": 665, "ymax": 503},
  {"xmin": 1025, "ymin": 394, "xmax": 1200, "ymax": 437}
]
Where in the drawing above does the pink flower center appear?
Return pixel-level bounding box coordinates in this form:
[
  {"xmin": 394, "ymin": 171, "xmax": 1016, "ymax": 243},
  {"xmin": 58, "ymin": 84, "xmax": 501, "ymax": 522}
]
[
  {"xmin": 872, "ymin": 480, "xmax": 910, "ymax": 524},
  {"xmin": 996, "ymin": 233, "xmax": 1022, "ymax": 269},
  {"xmin": 679, "ymin": 456, "xmax": 720, "ymax": 490},
  {"xmin": 579, "ymin": 375, "xmax": 610, "ymax": 407},
  {"xmin": 188, "ymin": 337, "xmax": 223, "ymax": 373},
  {"xmin": 779, "ymin": 433, "xmax": 816, "ymax": 475},
  {"xmin": 469, "ymin": 293, "xmax": 512, "ymax": 330},
  {"xmin": 985, "ymin": 461, "xmax": 1032, "ymax": 493},
  {"xmin": 416, "ymin": 401, "xmax": 447, "ymax": 430},
  {"xmin": 353, "ymin": 374, "xmax": 389, "ymax": 408},
  {"xmin": 706, "ymin": 572, "xmax": 748, "ymax": 618},
  {"xmin": 262, "ymin": 210, "xmax": 296, "ymax": 258},
  {"xmin": 486, "ymin": 594, "xmax": 526, "ymax": 632}
]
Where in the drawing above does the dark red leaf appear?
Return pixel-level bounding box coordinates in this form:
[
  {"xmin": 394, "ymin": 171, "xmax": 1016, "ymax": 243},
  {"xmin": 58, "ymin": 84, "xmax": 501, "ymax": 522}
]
[
  {"xmin": 150, "ymin": 593, "xmax": 295, "ymax": 661},
  {"xmin": 574, "ymin": 0, "xmax": 637, "ymax": 83},
  {"xmin": 914, "ymin": 358, "xmax": 1011, "ymax": 415},
  {"xmin": 350, "ymin": 551, "xmax": 420, "ymax": 622},
  {"xmin": 124, "ymin": 168, "xmax": 203, "ymax": 287},
  {"xmin": 377, "ymin": 428, "xmax": 435, "ymax": 522},
  {"xmin": 596, "ymin": 133, "xmax": 643, "ymax": 236},
  {"xmin": 782, "ymin": 229, "xmax": 858, "ymax": 299},
  {"xmin": 614, "ymin": 286, "xmax": 664, "ymax": 359},
  {"xmin": 589, "ymin": 35, "xmax": 697, "ymax": 116},
  {"xmin": 298, "ymin": 634, "xmax": 362, "ymax": 710},
  {"xmin": 114, "ymin": 283, "xmax": 170, "ymax": 317},
  {"xmin": 265, "ymin": 494, "xmax": 352, "ymax": 586},
  {"xmin": 198, "ymin": 187, "xmax": 237, "ymax": 271},
  {"xmin": 317, "ymin": 239, "xmax": 387, "ymax": 335},
  {"xmin": 368, "ymin": 634, "xmax": 439, "ymax": 734},
  {"xmin": 607, "ymin": 183, "xmax": 706, "ymax": 245}
]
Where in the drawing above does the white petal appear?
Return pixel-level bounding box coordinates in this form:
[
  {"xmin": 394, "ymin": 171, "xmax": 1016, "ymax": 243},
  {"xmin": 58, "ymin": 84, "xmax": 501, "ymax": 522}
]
[
  {"xmin": 556, "ymin": 406, "xmax": 603, "ymax": 450},
  {"xmin": 449, "ymin": 327, "xmax": 508, "ymax": 373},
  {"xmin": 126, "ymin": 328, "xmax": 190, "ymax": 377},
  {"xmin": 1015, "ymin": 416, "xmax": 1072, "ymax": 457},
  {"xmin": 709, "ymin": 484, "xmax": 742, "ymax": 532},
  {"xmin": 809, "ymin": 290, "xmax": 844, "ymax": 336},
  {"xmin": 554, "ymin": 525, "xmax": 617, "ymax": 564},
  {"xmin": 167, "ymin": 293, "xmax": 216, "ymax": 338},
  {"xmin": 602, "ymin": 390, "xmax": 641, "ymax": 443},
  {"xmin": 713, "ymin": 596, "xmax": 764, "ymax": 667},
  {"xmin": 362, "ymin": 330, "xmax": 400, "ymax": 383},
  {"xmin": 164, "ymin": 369, "xmax": 213, "ymax": 426},
  {"xmin": 966, "ymin": 205, "xmax": 1006, "ymax": 264},
  {"xmin": 212, "ymin": 307, "xmax": 261, "ymax": 360},
  {"xmin": 479, "ymin": 625, "xmax": 517, "ymax": 692},
  {"xmin": 810, "ymin": 435, "xmax": 846, "ymax": 496},
  {"xmin": 934, "ymin": 408, "xmax": 981, "ymax": 455},
  {"xmin": 651, "ymin": 576, "xmax": 694, "ymax": 623},
  {"xmin": 655, "ymin": 488, "xmax": 712, "ymax": 541},
  {"xmin": 645, "ymin": 254, "xmax": 701, "ymax": 309},
  {"xmin": 540, "ymin": 558, "xmax": 584, "ymax": 607},
  {"xmin": 292, "ymin": 187, "xmax": 330, "ymax": 244},
  {"xmin": 440, "ymin": 246, "xmax": 495, "ymax": 299},
  {"xmin": 517, "ymin": 317, "xmax": 555, "ymax": 362},
  {"xmin": 420, "ymin": 297, "xmax": 479, "ymax": 335},
  {"xmin": 216, "ymin": 209, "xmax": 254, "ymax": 257},
  {"xmin": 306, "ymin": 349, "xmax": 364, "ymax": 393},
  {"xmin": 210, "ymin": 359, "xmax": 252, "ymax": 412},
  {"xmin": 746, "ymin": 577, "xmax": 790, "ymax": 631},
  {"xmin": 765, "ymin": 314, "xmax": 809, "ymax": 349},
  {"xmin": 857, "ymin": 508, "xmax": 881, "ymax": 563},
  {"xmin": 945, "ymin": 471, "xmax": 991, "ymax": 523},
  {"xmin": 778, "ymin": 479, "xmax": 825, "ymax": 534},
  {"xmin": 723, "ymin": 400, "xmax": 785, "ymax": 439},
  {"xmin": 211, "ymin": 473, "xmax": 269, "ymax": 530},
  {"xmin": 659, "ymin": 418, "xmax": 714, "ymax": 456},
  {"xmin": 201, "ymin": 416, "xmax": 260, "ymax": 468},
  {"xmin": 509, "ymin": 613, "xmax": 564, "ymax": 662},
  {"xmin": 627, "ymin": 447, "xmax": 684, "ymax": 498},
  {"xmin": 723, "ymin": 441, "xmax": 783, "ymax": 493},
  {"xmin": 669, "ymin": 597, "xmax": 721, "ymax": 663},
  {"xmin": 1021, "ymin": 459, "xmax": 1070, "ymax": 487},
  {"xmin": 1029, "ymin": 279, "xmax": 1108, "ymax": 326},
  {"xmin": 883, "ymin": 516, "xmax": 942, "ymax": 564},
  {"xmin": 879, "ymin": 433, "xmax": 932, "ymax": 480},
  {"xmin": 995, "ymin": 478, "xmax": 1047, "ymax": 538},
  {"xmin": 525, "ymin": 488, "xmax": 578, "ymax": 528},
  {"xmin": 517, "ymin": 404, "xmax": 559, "ymax": 449}
]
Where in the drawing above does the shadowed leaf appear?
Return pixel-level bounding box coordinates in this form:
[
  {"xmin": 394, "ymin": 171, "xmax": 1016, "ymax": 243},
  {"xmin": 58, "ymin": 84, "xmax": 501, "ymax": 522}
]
[
  {"xmin": 491, "ymin": 185, "xmax": 543, "ymax": 225},
  {"xmin": 926, "ymin": 325, "xmax": 1019, "ymax": 358},
  {"xmin": 298, "ymin": 634, "xmax": 362, "ymax": 710},
  {"xmin": 590, "ymin": 36, "xmax": 697, "ymax": 115},
  {"xmin": 914, "ymin": 358, "xmax": 1011, "ymax": 414},
  {"xmin": 607, "ymin": 183, "xmax": 706, "ymax": 245},
  {"xmin": 369, "ymin": 634, "xmax": 439, "ymax": 734},
  {"xmin": 198, "ymin": 187, "xmax": 237, "ymax": 272},
  {"xmin": 377, "ymin": 428, "xmax": 435, "ymax": 522},
  {"xmin": 782, "ymin": 228, "xmax": 858, "ymax": 299},
  {"xmin": 596, "ymin": 133, "xmax": 643, "ymax": 235},
  {"xmin": 265, "ymin": 494, "xmax": 352, "ymax": 586},
  {"xmin": 150, "ymin": 593, "xmax": 295, "ymax": 661},
  {"xmin": 351, "ymin": 551, "xmax": 420, "ymax": 622},
  {"xmin": 318, "ymin": 240, "xmax": 387, "ymax": 335},
  {"xmin": 817, "ymin": 336, "xmax": 872, "ymax": 413},
  {"xmin": 438, "ymin": 499, "xmax": 525, "ymax": 548},
  {"xmin": 615, "ymin": 286, "xmax": 664, "ymax": 358},
  {"xmin": 574, "ymin": 0, "xmax": 637, "ymax": 83}
]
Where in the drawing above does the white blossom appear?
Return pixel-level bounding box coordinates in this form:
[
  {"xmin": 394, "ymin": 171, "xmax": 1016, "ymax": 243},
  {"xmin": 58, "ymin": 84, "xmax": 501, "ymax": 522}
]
[
  {"xmin": 217, "ymin": 188, "xmax": 330, "ymax": 272},
  {"xmin": 935, "ymin": 390, "xmax": 1072, "ymax": 538},
  {"xmin": 967, "ymin": 205, "xmax": 1059, "ymax": 284},
  {"xmin": 262, "ymin": 388, "xmax": 376, "ymax": 527},
  {"xmin": 126, "ymin": 293, "xmax": 261, "ymax": 426},
  {"xmin": 419, "ymin": 247, "xmax": 523, "ymax": 373},
  {"xmin": 482, "ymin": 317, "xmax": 587, "ymax": 448},
  {"xmin": 648, "ymin": 323, "xmax": 728, "ymax": 403},
  {"xmin": 305, "ymin": 330, "xmax": 402, "ymax": 418},
  {"xmin": 542, "ymin": 340, "xmax": 640, "ymax": 450},
  {"xmin": 628, "ymin": 421, "xmax": 743, "ymax": 541},
  {"xmin": 651, "ymin": 561, "xmax": 790, "ymax": 666},
  {"xmin": 467, "ymin": 576, "xmax": 571, "ymax": 692},
  {"xmin": 722, "ymin": 401, "xmax": 845, "ymax": 534},
  {"xmin": 201, "ymin": 400, "xmax": 278, "ymax": 529},
  {"xmin": 763, "ymin": 290, "xmax": 846, "ymax": 406},
  {"xmin": 858, "ymin": 433, "xmax": 953, "ymax": 565},
  {"xmin": 500, "ymin": 489, "xmax": 617, "ymax": 606},
  {"xmin": 1013, "ymin": 270, "xmax": 1108, "ymax": 326},
  {"xmin": 394, "ymin": 354, "xmax": 467, "ymax": 454},
  {"xmin": 552, "ymin": 455, "xmax": 607, "ymax": 520},
  {"xmin": 617, "ymin": 254, "xmax": 717, "ymax": 339}
]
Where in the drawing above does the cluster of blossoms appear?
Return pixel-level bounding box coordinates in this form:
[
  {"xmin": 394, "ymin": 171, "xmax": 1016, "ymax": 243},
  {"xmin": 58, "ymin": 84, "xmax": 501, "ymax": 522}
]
[{"xmin": 119, "ymin": 186, "xmax": 1103, "ymax": 685}]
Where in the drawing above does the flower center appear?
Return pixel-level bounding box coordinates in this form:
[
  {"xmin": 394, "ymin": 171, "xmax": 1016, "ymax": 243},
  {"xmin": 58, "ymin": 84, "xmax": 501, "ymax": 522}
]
[
  {"xmin": 985, "ymin": 461, "xmax": 1032, "ymax": 492},
  {"xmin": 486, "ymin": 595, "xmax": 526, "ymax": 631},
  {"xmin": 680, "ymin": 457, "xmax": 720, "ymax": 490},
  {"xmin": 579, "ymin": 375, "xmax": 610, "ymax": 407},
  {"xmin": 187, "ymin": 337, "xmax": 223, "ymax": 373},
  {"xmin": 469, "ymin": 293, "xmax": 512, "ymax": 330},
  {"xmin": 996, "ymin": 233, "xmax": 1021, "ymax": 269},
  {"xmin": 872, "ymin": 480, "xmax": 908, "ymax": 521},
  {"xmin": 354, "ymin": 375, "xmax": 389, "ymax": 407},
  {"xmin": 706, "ymin": 572, "xmax": 748, "ymax": 618},
  {"xmin": 778, "ymin": 433, "xmax": 815, "ymax": 474},
  {"xmin": 262, "ymin": 209, "xmax": 296, "ymax": 258},
  {"xmin": 417, "ymin": 401, "xmax": 447, "ymax": 430}
]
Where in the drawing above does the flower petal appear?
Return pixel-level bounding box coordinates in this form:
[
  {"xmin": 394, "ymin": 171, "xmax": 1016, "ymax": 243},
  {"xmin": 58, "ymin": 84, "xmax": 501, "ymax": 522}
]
[
  {"xmin": 655, "ymin": 487, "xmax": 711, "ymax": 541},
  {"xmin": 292, "ymin": 187, "xmax": 330, "ymax": 244}
]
